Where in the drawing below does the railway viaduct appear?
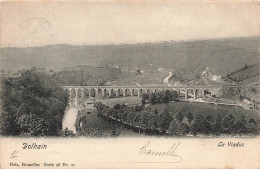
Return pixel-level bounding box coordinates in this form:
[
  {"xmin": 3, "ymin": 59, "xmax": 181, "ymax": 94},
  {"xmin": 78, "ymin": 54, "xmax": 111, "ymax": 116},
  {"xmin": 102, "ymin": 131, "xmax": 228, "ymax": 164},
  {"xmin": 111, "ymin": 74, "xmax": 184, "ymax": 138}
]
[{"xmin": 61, "ymin": 85, "xmax": 225, "ymax": 99}]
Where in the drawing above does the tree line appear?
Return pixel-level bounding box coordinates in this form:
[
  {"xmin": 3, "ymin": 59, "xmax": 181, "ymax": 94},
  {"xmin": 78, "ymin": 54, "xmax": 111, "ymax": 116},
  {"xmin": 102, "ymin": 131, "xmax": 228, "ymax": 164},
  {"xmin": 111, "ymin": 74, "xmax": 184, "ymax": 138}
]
[
  {"xmin": 94, "ymin": 102, "xmax": 259, "ymax": 136},
  {"xmin": 141, "ymin": 90, "xmax": 179, "ymax": 105}
]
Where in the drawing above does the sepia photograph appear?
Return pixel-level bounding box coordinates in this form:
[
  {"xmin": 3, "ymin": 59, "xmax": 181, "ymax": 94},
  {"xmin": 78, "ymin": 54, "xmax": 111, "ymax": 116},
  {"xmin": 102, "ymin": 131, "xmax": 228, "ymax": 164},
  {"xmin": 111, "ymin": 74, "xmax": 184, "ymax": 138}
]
[{"xmin": 0, "ymin": 0, "xmax": 260, "ymax": 168}]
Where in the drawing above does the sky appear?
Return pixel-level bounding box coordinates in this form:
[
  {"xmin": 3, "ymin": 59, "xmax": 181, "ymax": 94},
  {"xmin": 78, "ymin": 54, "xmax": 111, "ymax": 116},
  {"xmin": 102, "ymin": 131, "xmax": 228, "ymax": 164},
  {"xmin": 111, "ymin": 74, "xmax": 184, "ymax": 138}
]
[{"xmin": 1, "ymin": 1, "xmax": 260, "ymax": 47}]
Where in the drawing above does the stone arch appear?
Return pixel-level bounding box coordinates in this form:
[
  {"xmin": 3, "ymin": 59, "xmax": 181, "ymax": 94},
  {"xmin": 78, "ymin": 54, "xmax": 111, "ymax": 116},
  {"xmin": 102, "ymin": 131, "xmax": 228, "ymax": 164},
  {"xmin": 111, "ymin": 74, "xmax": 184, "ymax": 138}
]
[
  {"xmin": 179, "ymin": 88, "xmax": 186, "ymax": 98},
  {"xmin": 117, "ymin": 88, "xmax": 123, "ymax": 97},
  {"xmin": 203, "ymin": 88, "xmax": 212, "ymax": 97},
  {"xmin": 186, "ymin": 88, "xmax": 195, "ymax": 99},
  {"xmin": 113, "ymin": 88, "xmax": 118, "ymax": 97},
  {"xmin": 146, "ymin": 89, "xmax": 152, "ymax": 96},
  {"xmin": 97, "ymin": 88, "xmax": 102, "ymax": 95},
  {"xmin": 109, "ymin": 89, "xmax": 115, "ymax": 97},
  {"xmin": 103, "ymin": 88, "xmax": 108, "ymax": 97},
  {"xmin": 84, "ymin": 88, "xmax": 90, "ymax": 98},
  {"xmin": 70, "ymin": 88, "xmax": 77, "ymax": 98},
  {"xmin": 195, "ymin": 88, "xmax": 203, "ymax": 99},
  {"xmin": 132, "ymin": 88, "xmax": 138, "ymax": 97},
  {"xmin": 89, "ymin": 88, "xmax": 96, "ymax": 97},
  {"xmin": 65, "ymin": 88, "xmax": 71, "ymax": 97},
  {"xmin": 138, "ymin": 89, "xmax": 144, "ymax": 97},
  {"xmin": 77, "ymin": 88, "xmax": 84, "ymax": 98},
  {"xmin": 124, "ymin": 89, "xmax": 131, "ymax": 96}
]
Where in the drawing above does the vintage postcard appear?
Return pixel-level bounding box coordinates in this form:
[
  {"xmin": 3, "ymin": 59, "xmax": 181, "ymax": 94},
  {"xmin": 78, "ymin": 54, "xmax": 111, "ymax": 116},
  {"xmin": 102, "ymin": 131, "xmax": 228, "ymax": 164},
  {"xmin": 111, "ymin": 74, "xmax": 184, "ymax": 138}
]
[{"xmin": 0, "ymin": 0, "xmax": 260, "ymax": 169}]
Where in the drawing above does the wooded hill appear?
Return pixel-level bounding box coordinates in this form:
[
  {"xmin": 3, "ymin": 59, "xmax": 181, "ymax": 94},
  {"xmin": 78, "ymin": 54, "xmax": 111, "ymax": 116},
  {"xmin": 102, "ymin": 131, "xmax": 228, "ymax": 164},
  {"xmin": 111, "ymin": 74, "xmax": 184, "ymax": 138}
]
[{"xmin": 1, "ymin": 36, "xmax": 259, "ymax": 78}]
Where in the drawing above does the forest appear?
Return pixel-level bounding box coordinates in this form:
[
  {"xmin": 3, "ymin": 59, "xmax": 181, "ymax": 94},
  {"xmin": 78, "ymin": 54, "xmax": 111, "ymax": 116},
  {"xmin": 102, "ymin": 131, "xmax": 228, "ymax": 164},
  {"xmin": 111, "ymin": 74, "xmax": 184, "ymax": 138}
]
[{"xmin": 0, "ymin": 70, "xmax": 68, "ymax": 136}]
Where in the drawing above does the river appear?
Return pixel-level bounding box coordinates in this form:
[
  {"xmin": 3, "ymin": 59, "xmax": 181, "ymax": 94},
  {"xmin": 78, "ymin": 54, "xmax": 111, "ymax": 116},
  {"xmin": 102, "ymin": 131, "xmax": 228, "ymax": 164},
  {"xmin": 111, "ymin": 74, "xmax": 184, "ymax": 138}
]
[{"xmin": 62, "ymin": 100, "xmax": 78, "ymax": 133}]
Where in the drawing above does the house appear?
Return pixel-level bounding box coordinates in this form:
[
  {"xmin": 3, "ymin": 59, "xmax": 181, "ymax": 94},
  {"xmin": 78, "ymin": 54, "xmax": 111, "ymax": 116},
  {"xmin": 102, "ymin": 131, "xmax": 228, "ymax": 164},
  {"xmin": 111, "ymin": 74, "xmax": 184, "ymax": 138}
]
[{"xmin": 242, "ymin": 98, "xmax": 253, "ymax": 109}]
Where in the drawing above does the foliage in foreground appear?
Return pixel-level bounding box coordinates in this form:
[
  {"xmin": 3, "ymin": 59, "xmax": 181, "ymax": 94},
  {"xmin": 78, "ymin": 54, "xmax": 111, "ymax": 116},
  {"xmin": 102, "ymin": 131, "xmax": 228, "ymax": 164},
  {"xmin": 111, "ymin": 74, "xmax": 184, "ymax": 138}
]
[
  {"xmin": 0, "ymin": 70, "xmax": 69, "ymax": 136},
  {"xmin": 94, "ymin": 102, "xmax": 259, "ymax": 137}
]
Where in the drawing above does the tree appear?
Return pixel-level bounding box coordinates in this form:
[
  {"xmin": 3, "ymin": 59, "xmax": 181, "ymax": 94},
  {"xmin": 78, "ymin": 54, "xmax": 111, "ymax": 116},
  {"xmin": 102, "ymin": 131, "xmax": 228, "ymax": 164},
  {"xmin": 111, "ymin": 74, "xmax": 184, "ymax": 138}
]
[
  {"xmin": 0, "ymin": 70, "xmax": 68, "ymax": 136},
  {"xmin": 178, "ymin": 122, "xmax": 190, "ymax": 135},
  {"xmin": 186, "ymin": 112, "xmax": 194, "ymax": 125},
  {"xmin": 114, "ymin": 104, "xmax": 121, "ymax": 110},
  {"xmin": 176, "ymin": 112, "xmax": 184, "ymax": 123},
  {"xmin": 212, "ymin": 114, "xmax": 222, "ymax": 136},
  {"xmin": 141, "ymin": 99, "xmax": 146, "ymax": 107},
  {"xmin": 150, "ymin": 93, "xmax": 157, "ymax": 105},
  {"xmin": 139, "ymin": 109, "xmax": 150, "ymax": 129},
  {"xmin": 134, "ymin": 114, "xmax": 142, "ymax": 133},
  {"xmin": 202, "ymin": 118, "xmax": 212, "ymax": 135},
  {"xmin": 235, "ymin": 115, "xmax": 247, "ymax": 135},
  {"xmin": 126, "ymin": 110, "xmax": 136, "ymax": 126},
  {"xmin": 158, "ymin": 110, "xmax": 173, "ymax": 133},
  {"xmin": 170, "ymin": 90, "xmax": 179, "ymax": 101},
  {"xmin": 247, "ymin": 118, "xmax": 258, "ymax": 135},
  {"xmin": 248, "ymin": 118, "xmax": 256, "ymax": 125},
  {"xmin": 147, "ymin": 110, "xmax": 158, "ymax": 131},
  {"xmin": 168, "ymin": 120, "xmax": 190, "ymax": 136},
  {"xmin": 162, "ymin": 90, "xmax": 171, "ymax": 103},
  {"xmin": 17, "ymin": 113, "xmax": 46, "ymax": 136},
  {"xmin": 222, "ymin": 114, "xmax": 235, "ymax": 134},
  {"xmin": 190, "ymin": 114, "xmax": 205, "ymax": 135},
  {"xmin": 142, "ymin": 93, "xmax": 149, "ymax": 101},
  {"xmin": 157, "ymin": 92, "xmax": 163, "ymax": 103},
  {"xmin": 168, "ymin": 120, "xmax": 179, "ymax": 136},
  {"xmin": 111, "ymin": 108, "xmax": 119, "ymax": 120},
  {"xmin": 154, "ymin": 108, "xmax": 159, "ymax": 115},
  {"xmin": 142, "ymin": 93, "xmax": 149, "ymax": 106},
  {"xmin": 206, "ymin": 115, "xmax": 213, "ymax": 123}
]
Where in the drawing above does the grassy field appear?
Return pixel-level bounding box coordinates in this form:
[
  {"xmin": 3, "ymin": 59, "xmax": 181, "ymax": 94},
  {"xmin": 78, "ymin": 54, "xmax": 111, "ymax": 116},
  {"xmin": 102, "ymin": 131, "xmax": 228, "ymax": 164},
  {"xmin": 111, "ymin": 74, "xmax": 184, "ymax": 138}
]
[
  {"xmin": 96, "ymin": 97, "xmax": 142, "ymax": 106},
  {"xmin": 227, "ymin": 64, "xmax": 259, "ymax": 83},
  {"xmin": 148, "ymin": 101, "xmax": 260, "ymax": 124}
]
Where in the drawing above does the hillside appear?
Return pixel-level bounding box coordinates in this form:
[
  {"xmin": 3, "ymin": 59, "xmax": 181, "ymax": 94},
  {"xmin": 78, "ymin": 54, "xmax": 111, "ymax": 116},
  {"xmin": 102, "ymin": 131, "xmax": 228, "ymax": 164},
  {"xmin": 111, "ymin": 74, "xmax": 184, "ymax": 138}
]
[
  {"xmin": 107, "ymin": 70, "xmax": 167, "ymax": 86},
  {"xmin": 227, "ymin": 64, "xmax": 260, "ymax": 83},
  {"xmin": 1, "ymin": 36, "xmax": 259, "ymax": 79},
  {"xmin": 52, "ymin": 66, "xmax": 136, "ymax": 86}
]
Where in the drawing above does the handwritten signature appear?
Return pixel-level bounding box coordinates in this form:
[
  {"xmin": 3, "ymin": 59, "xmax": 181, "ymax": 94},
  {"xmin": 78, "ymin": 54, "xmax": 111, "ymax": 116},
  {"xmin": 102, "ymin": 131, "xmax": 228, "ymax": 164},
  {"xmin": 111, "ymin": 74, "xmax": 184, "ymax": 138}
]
[
  {"xmin": 139, "ymin": 141, "xmax": 182, "ymax": 163},
  {"xmin": 10, "ymin": 150, "xmax": 19, "ymax": 159}
]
